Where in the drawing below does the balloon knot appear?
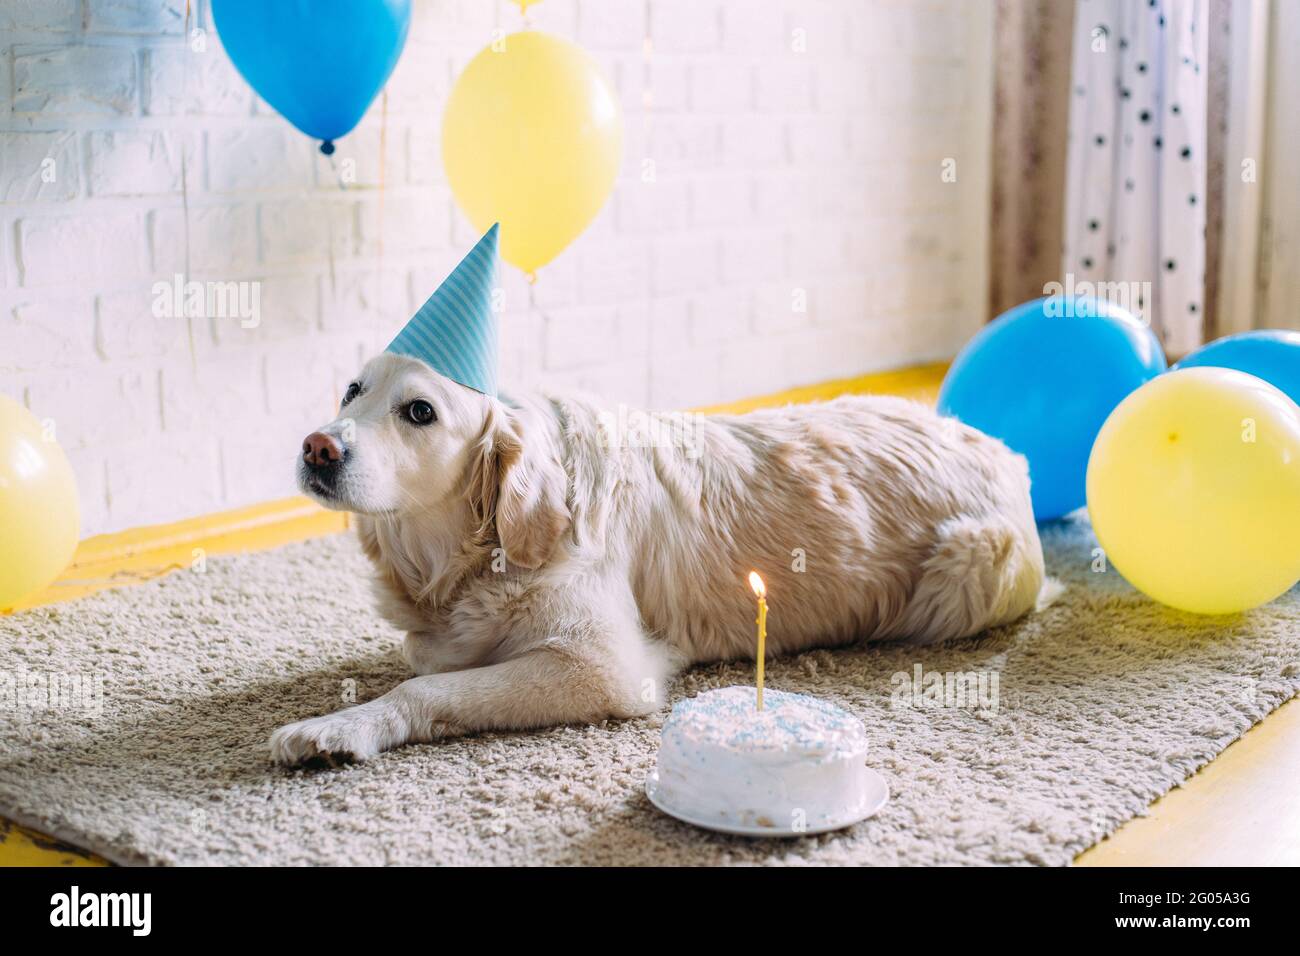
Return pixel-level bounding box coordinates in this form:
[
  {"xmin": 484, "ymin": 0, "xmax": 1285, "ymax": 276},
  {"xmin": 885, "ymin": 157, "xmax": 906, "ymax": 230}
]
[{"xmin": 320, "ymin": 140, "xmax": 336, "ymax": 156}]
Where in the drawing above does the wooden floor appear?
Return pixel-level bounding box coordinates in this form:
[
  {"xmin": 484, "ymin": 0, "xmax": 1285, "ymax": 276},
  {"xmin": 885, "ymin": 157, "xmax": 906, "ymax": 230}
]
[
  {"xmin": 2, "ymin": 360, "xmax": 1296, "ymax": 867},
  {"xmin": 1077, "ymin": 697, "xmax": 1300, "ymax": 866}
]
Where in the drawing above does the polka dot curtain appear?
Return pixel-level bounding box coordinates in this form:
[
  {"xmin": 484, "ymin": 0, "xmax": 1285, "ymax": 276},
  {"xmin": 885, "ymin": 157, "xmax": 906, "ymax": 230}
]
[{"xmin": 1063, "ymin": 0, "xmax": 1208, "ymax": 356}]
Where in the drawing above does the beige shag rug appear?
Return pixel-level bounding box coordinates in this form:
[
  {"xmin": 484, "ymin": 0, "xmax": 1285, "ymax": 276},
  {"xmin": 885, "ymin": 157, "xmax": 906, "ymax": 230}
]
[{"xmin": 1, "ymin": 516, "xmax": 1296, "ymax": 866}]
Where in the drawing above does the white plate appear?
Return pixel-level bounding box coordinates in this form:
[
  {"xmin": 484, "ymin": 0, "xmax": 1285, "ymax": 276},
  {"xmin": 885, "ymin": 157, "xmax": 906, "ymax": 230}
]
[{"xmin": 645, "ymin": 765, "xmax": 889, "ymax": 838}]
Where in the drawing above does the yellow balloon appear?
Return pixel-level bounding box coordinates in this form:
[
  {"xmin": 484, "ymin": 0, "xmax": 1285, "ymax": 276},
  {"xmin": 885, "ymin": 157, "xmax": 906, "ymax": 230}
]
[
  {"xmin": 442, "ymin": 31, "xmax": 622, "ymax": 276},
  {"xmin": 0, "ymin": 395, "xmax": 80, "ymax": 609},
  {"xmin": 1086, "ymin": 367, "xmax": 1300, "ymax": 615}
]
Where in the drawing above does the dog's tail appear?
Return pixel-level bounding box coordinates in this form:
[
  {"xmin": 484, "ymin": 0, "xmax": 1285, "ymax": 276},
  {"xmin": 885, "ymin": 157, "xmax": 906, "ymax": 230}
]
[
  {"xmin": 896, "ymin": 515, "xmax": 1047, "ymax": 644},
  {"xmin": 1035, "ymin": 575, "xmax": 1066, "ymax": 611}
]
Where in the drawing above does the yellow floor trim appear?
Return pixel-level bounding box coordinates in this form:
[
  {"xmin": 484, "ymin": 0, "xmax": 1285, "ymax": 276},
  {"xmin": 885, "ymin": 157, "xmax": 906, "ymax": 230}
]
[
  {"xmin": 694, "ymin": 362, "xmax": 949, "ymax": 415},
  {"xmin": 4, "ymin": 359, "xmax": 1297, "ymax": 867},
  {"xmin": 0, "ymin": 820, "xmax": 107, "ymax": 867},
  {"xmin": 6, "ymin": 497, "xmax": 350, "ymax": 614}
]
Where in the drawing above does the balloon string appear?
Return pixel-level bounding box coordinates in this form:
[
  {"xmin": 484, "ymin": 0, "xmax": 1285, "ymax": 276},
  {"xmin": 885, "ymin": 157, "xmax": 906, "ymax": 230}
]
[
  {"xmin": 319, "ymin": 141, "xmax": 351, "ymax": 299},
  {"xmin": 182, "ymin": 0, "xmax": 196, "ymax": 374},
  {"xmin": 643, "ymin": 0, "xmax": 654, "ymax": 119},
  {"xmin": 324, "ymin": 152, "xmax": 348, "ymax": 192},
  {"xmin": 528, "ymin": 281, "xmax": 554, "ymax": 374},
  {"xmin": 377, "ymin": 88, "xmax": 388, "ymax": 348},
  {"xmin": 643, "ymin": 0, "xmax": 655, "ymax": 405}
]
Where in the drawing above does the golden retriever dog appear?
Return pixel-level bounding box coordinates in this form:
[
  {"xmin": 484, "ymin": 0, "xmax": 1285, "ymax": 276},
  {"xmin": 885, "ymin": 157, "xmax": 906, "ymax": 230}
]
[{"xmin": 271, "ymin": 352, "xmax": 1046, "ymax": 766}]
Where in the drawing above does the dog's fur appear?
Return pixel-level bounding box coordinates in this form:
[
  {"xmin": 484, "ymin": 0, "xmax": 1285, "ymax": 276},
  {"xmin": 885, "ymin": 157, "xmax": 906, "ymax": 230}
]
[{"xmin": 271, "ymin": 353, "xmax": 1046, "ymax": 766}]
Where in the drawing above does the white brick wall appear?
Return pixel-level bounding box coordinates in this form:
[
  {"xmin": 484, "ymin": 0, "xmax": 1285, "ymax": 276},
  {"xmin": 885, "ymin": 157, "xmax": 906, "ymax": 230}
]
[{"xmin": 0, "ymin": 0, "xmax": 994, "ymax": 537}]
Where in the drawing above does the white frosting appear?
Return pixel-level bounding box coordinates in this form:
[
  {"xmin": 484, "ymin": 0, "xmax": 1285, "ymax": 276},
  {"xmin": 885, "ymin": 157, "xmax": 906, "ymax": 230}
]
[{"xmin": 653, "ymin": 686, "xmax": 871, "ymax": 829}]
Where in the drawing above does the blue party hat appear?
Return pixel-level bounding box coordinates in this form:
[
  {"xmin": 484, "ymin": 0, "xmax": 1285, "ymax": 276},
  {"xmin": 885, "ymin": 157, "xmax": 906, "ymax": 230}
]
[{"xmin": 386, "ymin": 223, "xmax": 499, "ymax": 396}]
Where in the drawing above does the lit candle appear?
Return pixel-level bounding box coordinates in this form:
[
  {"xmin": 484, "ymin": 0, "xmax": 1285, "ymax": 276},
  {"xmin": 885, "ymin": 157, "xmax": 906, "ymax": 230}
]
[{"xmin": 748, "ymin": 571, "xmax": 767, "ymax": 710}]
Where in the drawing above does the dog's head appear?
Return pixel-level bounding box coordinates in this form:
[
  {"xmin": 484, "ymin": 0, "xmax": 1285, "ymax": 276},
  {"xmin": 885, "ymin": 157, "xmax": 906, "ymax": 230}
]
[{"xmin": 298, "ymin": 352, "xmax": 569, "ymax": 568}]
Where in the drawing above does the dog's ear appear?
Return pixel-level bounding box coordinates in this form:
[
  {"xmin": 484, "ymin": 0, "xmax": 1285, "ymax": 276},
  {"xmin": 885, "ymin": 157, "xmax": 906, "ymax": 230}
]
[{"xmin": 467, "ymin": 403, "xmax": 570, "ymax": 569}]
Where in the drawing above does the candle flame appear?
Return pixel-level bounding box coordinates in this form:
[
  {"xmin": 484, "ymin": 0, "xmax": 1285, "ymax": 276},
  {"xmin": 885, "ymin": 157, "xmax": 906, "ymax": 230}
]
[{"xmin": 748, "ymin": 571, "xmax": 766, "ymax": 599}]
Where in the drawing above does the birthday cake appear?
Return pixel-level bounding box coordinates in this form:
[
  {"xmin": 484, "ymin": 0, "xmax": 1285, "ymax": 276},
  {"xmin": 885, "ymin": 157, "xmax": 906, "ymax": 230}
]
[{"xmin": 651, "ymin": 686, "xmax": 873, "ymax": 830}]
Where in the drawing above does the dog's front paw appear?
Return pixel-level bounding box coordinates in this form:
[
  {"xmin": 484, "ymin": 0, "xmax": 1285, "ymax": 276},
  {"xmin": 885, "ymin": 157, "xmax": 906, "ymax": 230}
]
[{"xmin": 270, "ymin": 704, "xmax": 399, "ymax": 768}]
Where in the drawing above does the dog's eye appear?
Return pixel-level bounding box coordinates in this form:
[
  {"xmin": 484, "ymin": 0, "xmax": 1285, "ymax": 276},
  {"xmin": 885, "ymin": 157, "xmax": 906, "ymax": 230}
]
[
  {"xmin": 342, "ymin": 382, "xmax": 361, "ymax": 407},
  {"xmin": 405, "ymin": 400, "xmax": 436, "ymax": 426}
]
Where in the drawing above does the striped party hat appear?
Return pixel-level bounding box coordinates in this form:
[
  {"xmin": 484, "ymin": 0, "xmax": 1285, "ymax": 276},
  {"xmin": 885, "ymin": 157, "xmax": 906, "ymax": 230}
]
[{"xmin": 386, "ymin": 223, "xmax": 499, "ymax": 396}]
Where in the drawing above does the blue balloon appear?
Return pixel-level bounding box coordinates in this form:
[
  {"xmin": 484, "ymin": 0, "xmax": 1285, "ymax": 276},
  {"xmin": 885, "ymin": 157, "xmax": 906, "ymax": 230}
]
[
  {"xmin": 938, "ymin": 297, "xmax": 1166, "ymax": 520},
  {"xmin": 1172, "ymin": 330, "xmax": 1300, "ymax": 406},
  {"xmin": 212, "ymin": 0, "xmax": 411, "ymax": 151}
]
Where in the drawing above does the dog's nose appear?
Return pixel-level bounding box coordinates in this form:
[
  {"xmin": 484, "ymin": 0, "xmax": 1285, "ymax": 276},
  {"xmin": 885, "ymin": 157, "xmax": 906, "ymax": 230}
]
[{"xmin": 302, "ymin": 431, "xmax": 343, "ymax": 469}]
